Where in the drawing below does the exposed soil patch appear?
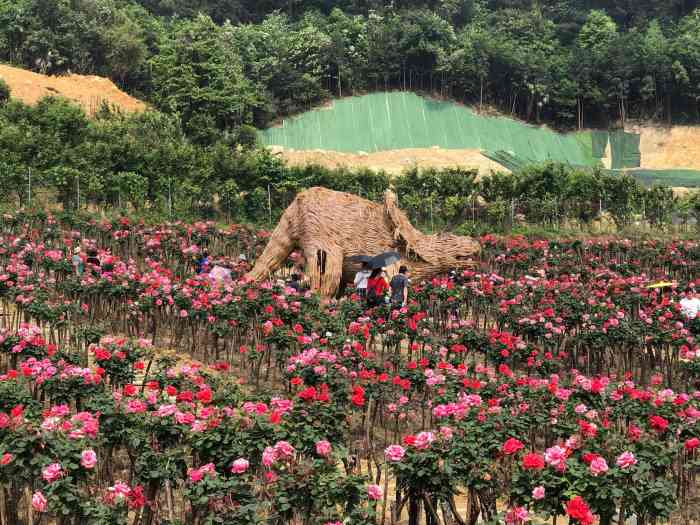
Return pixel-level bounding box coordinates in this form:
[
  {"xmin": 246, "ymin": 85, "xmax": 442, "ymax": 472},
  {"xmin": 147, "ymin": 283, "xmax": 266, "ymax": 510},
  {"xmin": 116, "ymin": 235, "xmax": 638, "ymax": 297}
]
[
  {"xmin": 632, "ymin": 124, "xmax": 700, "ymax": 170},
  {"xmin": 0, "ymin": 63, "xmax": 147, "ymax": 115},
  {"xmin": 270, "ymin": 146, "xmax": 507, "ymax": 176}
]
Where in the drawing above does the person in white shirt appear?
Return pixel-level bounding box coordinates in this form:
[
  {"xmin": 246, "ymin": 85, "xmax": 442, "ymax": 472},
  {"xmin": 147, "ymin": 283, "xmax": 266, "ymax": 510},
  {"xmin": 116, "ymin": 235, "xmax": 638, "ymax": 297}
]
[
  {"xmin": 680, "ymin": 287, "xmax": 700, "ymax": 320},
  {"xmin": 354, "ymin": 262, "xmax": 371, "ymax": 298}
]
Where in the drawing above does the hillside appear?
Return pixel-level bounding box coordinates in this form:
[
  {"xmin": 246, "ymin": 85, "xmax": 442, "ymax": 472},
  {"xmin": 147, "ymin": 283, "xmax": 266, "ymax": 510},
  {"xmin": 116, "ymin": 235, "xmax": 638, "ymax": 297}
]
[
  {"xmin": 0, "ymin": 64, "xmax": 146, "ymax": 116},
  {"xmin": 260, "ymin": 92, "xmax": 700, "ymax": 186}
]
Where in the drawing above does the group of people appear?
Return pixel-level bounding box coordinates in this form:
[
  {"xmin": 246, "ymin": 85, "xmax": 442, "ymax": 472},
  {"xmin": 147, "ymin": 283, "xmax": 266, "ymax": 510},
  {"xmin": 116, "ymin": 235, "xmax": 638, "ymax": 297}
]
[
  {"xmin": 354, "ymin": 262, "xmax": 410, "ymax": 308},
  {"xmin": 71, "ymin": 246, "xmax": 106, "ymax": 276},
  {"xmin": 193, "ymin": 251, "xmax": 251, "ymax": 277}
]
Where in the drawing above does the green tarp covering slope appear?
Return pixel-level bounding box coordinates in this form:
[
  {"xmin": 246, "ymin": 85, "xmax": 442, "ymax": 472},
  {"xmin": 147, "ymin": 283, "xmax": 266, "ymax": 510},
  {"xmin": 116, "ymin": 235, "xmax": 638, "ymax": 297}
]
[
  {"xmin": 261, "ymin": 92, "xmax": 602, "ymax": 166},
  {"xmin": 260, "ymin": 91, "xmax": 682, "ymax": 177}
]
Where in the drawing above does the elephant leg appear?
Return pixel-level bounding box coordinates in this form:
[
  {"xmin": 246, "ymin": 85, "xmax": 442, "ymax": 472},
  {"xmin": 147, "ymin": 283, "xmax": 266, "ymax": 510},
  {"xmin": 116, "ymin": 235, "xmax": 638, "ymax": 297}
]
[
  {"xmin": 247, "ymin": 228, "xmax": 296, "ymax": 282},
  {"xmin": 303, "ymin": 244, "xmax": 343, "ymax": 297}
]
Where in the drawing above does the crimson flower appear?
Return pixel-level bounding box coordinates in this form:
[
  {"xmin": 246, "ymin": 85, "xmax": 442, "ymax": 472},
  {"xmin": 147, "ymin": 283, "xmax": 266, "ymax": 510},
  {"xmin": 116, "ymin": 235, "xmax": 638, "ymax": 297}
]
[
  {"xmin": 502, "ymin": 437, "xmax": 524, "ymax": 455},
  {"xmin": 522, "ymin": 452, "xmax": 544, "ymax": 470},
  {"xmin": 685, "ymin": 437, "xmax": 699, "ymax": 451},
  {"xmin": 566, "ymin": 496, "xmax": 595, "ymax": 525},
  {"xmin": 648, "ymin": 415, "xmax": 669, "ymax": 433}
]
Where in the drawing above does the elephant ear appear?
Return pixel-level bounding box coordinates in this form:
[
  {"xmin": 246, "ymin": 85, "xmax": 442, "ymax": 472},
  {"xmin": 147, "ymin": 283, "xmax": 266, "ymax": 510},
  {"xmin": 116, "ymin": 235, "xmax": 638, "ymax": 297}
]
[{"xmin": 383, "ymin": 190, "xmax": 440, "ymax": 264}]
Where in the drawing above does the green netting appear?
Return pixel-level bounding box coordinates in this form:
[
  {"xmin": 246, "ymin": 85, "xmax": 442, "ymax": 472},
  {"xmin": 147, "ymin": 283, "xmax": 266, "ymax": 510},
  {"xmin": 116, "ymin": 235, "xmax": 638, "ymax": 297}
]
[
  {"xmin": 260, "ymin": 92, "xmax": 601, "ymax": 167},
  {"xmin": 481, "ymin": 150, "xmax": 531, "ymax": 172},
  {"xmin": 609, "ymin": 131, "xmax": 641, "ymax": 169},
  {"xmin": 622, "ymin": 169, "xmax": 700, "ymax": 187},
  {"xmin": 590, "ymin": 131, "xmax": 609, "ymax": 159}
]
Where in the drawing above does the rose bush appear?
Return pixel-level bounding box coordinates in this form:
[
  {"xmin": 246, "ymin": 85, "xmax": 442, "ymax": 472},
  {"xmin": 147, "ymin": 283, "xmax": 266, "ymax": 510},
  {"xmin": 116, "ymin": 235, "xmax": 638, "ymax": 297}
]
[{"xmin": 0, "ymin": 214, "xmax": 697, "ymax": 524}]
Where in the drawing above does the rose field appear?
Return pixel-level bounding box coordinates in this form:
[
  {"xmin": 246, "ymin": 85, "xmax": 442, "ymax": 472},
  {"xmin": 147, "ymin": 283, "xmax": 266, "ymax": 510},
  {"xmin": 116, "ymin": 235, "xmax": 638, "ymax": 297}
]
[{"xmin": 0, "ymin": 213, "xmax": 698, "ymax": 525}]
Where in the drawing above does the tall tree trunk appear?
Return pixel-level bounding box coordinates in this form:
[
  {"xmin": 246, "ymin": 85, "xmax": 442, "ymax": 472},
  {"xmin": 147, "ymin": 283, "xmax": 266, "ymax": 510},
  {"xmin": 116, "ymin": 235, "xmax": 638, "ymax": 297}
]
[{"xmin": 480, "ymin": 77, "xmax": 484, "ymax": 111}]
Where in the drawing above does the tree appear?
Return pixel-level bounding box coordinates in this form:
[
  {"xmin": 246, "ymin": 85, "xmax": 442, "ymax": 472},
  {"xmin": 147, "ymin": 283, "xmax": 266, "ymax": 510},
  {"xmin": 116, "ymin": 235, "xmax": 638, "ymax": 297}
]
[
  {"xmin": 672, "ymin": 10, "xmax": 700, "ymax": 120},
  {"xmin": 574, "ymin": 10, "xmax": 619, "ymax": 125},
  {"xmin": 639, "ymin": 21, "xmax": 672, "ymax": 121},
  {"xmin": 150, "ymin": 15, "xmax": 260, "ymax": 133},
  {"xmin": 232, "ymin": 13, "xmax": 331, "ymax": 118},
  {"xmin": 0, "ymin": 79, "xmax": 9, "ymax": 105}
]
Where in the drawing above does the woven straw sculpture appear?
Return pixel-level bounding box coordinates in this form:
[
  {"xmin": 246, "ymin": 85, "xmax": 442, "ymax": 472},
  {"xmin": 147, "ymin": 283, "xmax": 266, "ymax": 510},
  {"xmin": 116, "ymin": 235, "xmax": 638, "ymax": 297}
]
[{"xmin": 246, "ymin": 187, "xmax": 479, "ymax": 296}]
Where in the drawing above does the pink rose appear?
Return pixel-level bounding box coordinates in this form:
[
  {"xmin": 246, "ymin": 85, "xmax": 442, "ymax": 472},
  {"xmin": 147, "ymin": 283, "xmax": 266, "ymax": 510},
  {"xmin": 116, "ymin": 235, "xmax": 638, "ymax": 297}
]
[
  {"xmin": 414, "ymin": 431, "xmax": 435, "ymax": 450},
  {"xmin": 32, "ymin": 491, "xmax": 47, "ymax": 512},
  {"xmin": 544, "ymin": 445, "xmax": 567, "ymax": 471},
  {"xmin": 0, "ymin": 453, "xmax": 12, "ymax": 465},
  {"xmin": 273, "ymin": 440, "xmax": 295, "ymax": 458},
  {"xmin": 81, "ymin": 449, "xmax": 97, "ymax": 469},
  {"xmin": 440, "ymin": 426, "xmax": 453, "ymax": 440},
  {"xmin": 532, "ymin": 486, "xmax": 545, "ymax": 500},
  {"xmin": 505, "ymin": 506, "xmax": 529, "ymax": 525},
  {"xmin": 367, "ymin": 484, "xmax": 383, "ymax": 500},
  {"xmin": 42, "ymin": 463, "xmax": 63, "ymax": 483},
  {"xmin": 262, "ymin": 447, "xmax": 276, "ymax": 467},
  {"xmin": 589, "ymin": 456, "xmax": 609, "ymax": 476},
  {"xmin": 188, "ymin": 468, "xmax": 203, "ymax": 483},
  {"xmin": 615, "ymin": 451, "xmax": 637, "ymax": 469},
  {"xmin": 315, "ymin": 440, "xmax": 332, "ymax": 457},
  {"xmin": 231, "ymin": 458, "xmax": 249, "ymax": 474},
  {"xmin": 384, "ymin": 444, "xmax": 406, "ymax": 462}
]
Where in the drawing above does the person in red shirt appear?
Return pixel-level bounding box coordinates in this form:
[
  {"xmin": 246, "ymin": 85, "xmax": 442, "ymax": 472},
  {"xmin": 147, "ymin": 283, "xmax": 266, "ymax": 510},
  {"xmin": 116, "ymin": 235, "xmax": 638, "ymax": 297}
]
[{"xmin": 366, "ymin": 268, "xmax": 389, "ymax": 306}]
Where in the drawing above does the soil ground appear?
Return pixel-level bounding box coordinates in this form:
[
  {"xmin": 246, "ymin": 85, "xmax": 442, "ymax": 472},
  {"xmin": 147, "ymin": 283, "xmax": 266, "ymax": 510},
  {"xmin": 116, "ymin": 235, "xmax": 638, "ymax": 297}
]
[
  {"xmin": 633, "ymin": 125, "xmax": 700, "ymax": 170},
  {"xmin": 0, "ymin": 63, "xmax": 146, "ymax": 115},
  {"xmin": 270, "ymin": 146, "xmax": 508, "ymax": 176}
]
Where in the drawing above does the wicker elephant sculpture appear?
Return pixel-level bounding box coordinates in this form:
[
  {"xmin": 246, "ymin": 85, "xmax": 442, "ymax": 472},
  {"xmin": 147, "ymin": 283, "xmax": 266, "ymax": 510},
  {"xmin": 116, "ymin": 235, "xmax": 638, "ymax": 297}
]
[{"xmin": 246, "ymin": 187, "xmax": 479, "ymax": 297}]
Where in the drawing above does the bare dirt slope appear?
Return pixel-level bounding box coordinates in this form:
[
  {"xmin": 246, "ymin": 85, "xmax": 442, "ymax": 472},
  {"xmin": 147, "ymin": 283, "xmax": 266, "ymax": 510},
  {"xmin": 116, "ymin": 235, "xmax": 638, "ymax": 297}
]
[
  {"xmin": 0, "ymin": 63, "xmax": 146, "ymax": 115},
  {"xmin": 631, "ymin": 124, "xmax": 700, "ymax": 170},
  {"xmin": 270, "ymin": 146, "xmax": 507, "ymax": 176}
]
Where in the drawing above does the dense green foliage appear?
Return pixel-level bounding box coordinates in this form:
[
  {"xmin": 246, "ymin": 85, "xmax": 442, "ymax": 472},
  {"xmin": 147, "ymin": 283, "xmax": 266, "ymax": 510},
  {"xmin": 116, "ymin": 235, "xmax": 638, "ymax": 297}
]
[
  {"xmin": 3, "ymin": 0, "xmax": 700, "ymax": 133},
  {"xmin": 1, "ymin": 96, "xmax": 697, "ymax": 233}
]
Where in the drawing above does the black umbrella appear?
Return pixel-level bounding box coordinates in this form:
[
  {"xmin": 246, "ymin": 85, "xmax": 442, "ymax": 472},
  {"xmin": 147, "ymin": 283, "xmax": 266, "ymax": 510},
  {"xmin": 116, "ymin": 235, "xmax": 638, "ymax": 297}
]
[
  {"xmin": 368, "ymin": 251, "xmax": 401, "ymax": 269},
  {"xmin": 346, "ymin": 254, "xmax": 373, "ymax": 263}
]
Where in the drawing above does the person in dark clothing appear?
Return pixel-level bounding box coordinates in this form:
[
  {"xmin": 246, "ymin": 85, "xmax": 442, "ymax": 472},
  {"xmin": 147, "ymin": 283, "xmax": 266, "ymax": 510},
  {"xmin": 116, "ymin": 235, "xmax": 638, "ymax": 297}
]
[
  {"xmin": 288, "ymin": 273, "xmax": 303, "ymax": 292},
  {"xmin": 390, "ymin": 265, "xmax": 410, "ymax": 307},
  {"xmin": 194, "ymin": 251, "xmax": 209, "ymax": 275},
  {"xmin": 86, "ymin": 249, "xmax": 101, "ymax": 276}
]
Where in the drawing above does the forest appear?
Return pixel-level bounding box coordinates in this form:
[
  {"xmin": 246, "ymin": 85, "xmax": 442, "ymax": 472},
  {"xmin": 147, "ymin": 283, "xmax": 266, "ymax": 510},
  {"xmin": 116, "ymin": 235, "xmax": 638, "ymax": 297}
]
[
  {"xmin": 1, "ymin": 93, "xmax": 699, "ymax": 231},
  {"xmin": 3, "ymin": 0, "xmax": 700, "ymax": 136},
  {"xmin": 2, "ymin": 0, "xmax": 700, "ymax": 230}
]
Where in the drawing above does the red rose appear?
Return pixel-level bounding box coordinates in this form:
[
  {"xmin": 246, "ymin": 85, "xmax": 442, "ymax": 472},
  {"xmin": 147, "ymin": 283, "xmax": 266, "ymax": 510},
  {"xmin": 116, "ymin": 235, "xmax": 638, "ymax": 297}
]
[
  {"xmin": 166, "ymin": 385, "xmax": 177, "ymax": 396},
  {"xmin": 502, "ymin": 438, "xmax": 524, "ymax": 455},
  {"xmin": 177, "ymin": 390, "xmax": 193, "ymax": 402},
  {"xmin": 582, "ymin": 452, "xmax": 598, "ymax": 465},
  {"xmin": 522, "ymin": 452, "xmax": 545, "ymax": 470},
  {"xmin": 403, "ymin": 435, "xmax": 416, "ymax": 446},
  {"xmin": 298, "ymin": 387, "xmax": 317, "ymax": 402},
  {"xmin": 566, "ymin": 496, "xmax": 595, "ymax": 525},
  {"xmin": 685, "ymin": 437, "xmax": 699, "ymax": 451},
  {"xmin": 123, "ymin": 385, "xmax": 137, "ymax": 396},
  {"xmin": 196, "ymin": 389, "xmax": 212, "ymax": 404},
  {"xmin": 290, "ymin": 377, "xmax": 303, "ymax": 386},
  {"xmin": 498, "ymin": 364, "xmax": 513, "ymax": 377},
  {"xmin": 649, "ymin": 415, "xmax": 669, "ymax": 433},
  {"xmin": 351, "ymin": 394, "xmax": 365, "ymax": 407}
]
